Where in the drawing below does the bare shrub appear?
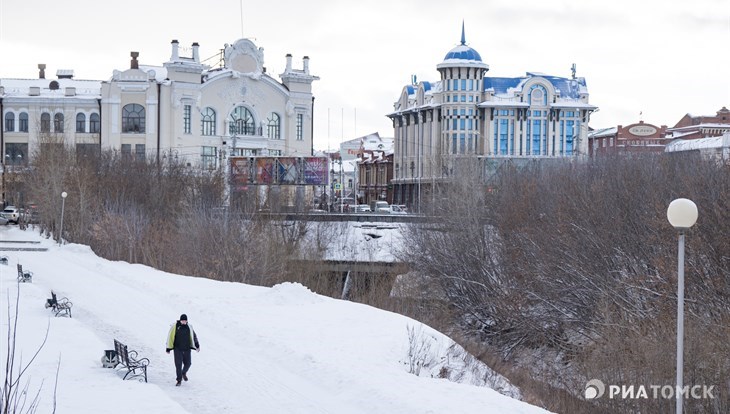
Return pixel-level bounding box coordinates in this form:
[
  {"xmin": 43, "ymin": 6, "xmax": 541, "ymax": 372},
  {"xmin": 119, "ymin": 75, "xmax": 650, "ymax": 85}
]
[
  {"xmin": 2, "ymin": 289, "xmax": 54, "ymax": 414},
  {"xmin": 400, "ymin": 154, "xmax": 730, "ymax": 413}
]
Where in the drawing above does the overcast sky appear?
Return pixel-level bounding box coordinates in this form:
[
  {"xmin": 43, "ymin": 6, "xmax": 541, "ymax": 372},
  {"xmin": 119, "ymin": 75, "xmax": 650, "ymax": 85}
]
[{"xmin": 1, "ymin": 0, "xmax": 728, "ymax": 150}]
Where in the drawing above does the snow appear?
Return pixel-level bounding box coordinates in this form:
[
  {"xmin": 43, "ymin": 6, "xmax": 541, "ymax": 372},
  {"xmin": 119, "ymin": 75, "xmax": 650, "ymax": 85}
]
[
  {"xmin": 302, "ymin": 222, "xmax": 405, "ymax": 262},
  {"xmin": 665, "ymin": 133, "xmax": 730, "ymax": 152},
  {"xmin": 0, "ymin": 226, "xmax": 552, "ymax": 414}
]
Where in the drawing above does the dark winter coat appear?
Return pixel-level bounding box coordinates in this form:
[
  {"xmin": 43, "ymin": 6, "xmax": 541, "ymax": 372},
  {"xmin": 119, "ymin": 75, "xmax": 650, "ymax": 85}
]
[{"xmin": 166, "ymin": 321, "xmax": 199, "ymax": 351}]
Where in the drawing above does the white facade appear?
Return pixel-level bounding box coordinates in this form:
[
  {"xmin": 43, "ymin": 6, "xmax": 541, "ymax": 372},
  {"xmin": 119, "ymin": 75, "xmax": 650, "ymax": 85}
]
[
  {"xmin": 1, "ymin": 38, "xmax": 318, "ymax": 169},
  {"xmin": 387, "ymin": 25, "xmax": 597, "ymax": 205}
]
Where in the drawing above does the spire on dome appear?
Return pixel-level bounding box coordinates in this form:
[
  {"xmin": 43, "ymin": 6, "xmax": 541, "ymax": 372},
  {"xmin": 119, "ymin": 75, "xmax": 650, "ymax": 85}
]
[{"xmin": 461, "ymin": 20, "xmax": 466, "ymax": 45}]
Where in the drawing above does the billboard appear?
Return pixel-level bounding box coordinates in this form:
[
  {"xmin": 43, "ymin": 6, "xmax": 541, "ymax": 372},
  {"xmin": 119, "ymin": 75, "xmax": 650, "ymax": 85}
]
[
  {"xmin": 230, "ymin": 157, "xmax": 252, "ymax": 190},
  {"xmin": 302, "ymin": 157, "xmax": 328, "ymax": 185},
  {"xmin": 230, "ymin": 156, "xmax": 328, "ymax": 186}
]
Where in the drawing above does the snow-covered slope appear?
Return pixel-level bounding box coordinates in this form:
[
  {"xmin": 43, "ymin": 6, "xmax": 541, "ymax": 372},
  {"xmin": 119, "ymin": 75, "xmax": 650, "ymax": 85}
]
[{"xmin": 0, "ymin": 226, "xmax": 552, "ymax": 413}]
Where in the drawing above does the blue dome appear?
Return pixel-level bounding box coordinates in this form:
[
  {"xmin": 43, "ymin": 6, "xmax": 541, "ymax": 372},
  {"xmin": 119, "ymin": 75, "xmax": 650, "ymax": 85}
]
[{"xmin": 443, "ymin": 45, "xmax": 482, "ymax": 62}]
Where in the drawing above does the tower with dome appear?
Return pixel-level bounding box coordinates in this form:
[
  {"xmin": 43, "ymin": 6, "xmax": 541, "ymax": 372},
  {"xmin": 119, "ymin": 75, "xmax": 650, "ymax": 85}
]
[{"xmin": 387, "ymin": 23, "xmax": 597, "ymax": 207}]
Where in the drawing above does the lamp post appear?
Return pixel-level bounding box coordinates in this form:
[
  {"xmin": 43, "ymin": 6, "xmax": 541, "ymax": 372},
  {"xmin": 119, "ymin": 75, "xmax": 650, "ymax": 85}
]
[
  {"xmin": 666, "ymin": 198, "xmax": 698, "ymax": 414},
  {"xmin": 59, "ymin": 191, "xmax": 68, "ymax": 245}
]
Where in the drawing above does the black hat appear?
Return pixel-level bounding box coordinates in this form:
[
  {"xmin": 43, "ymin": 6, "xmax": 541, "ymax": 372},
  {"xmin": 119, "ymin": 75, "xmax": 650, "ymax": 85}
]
[{"xmin": 180, "ymin": 314, "xmax": 188, "ymax": 321}]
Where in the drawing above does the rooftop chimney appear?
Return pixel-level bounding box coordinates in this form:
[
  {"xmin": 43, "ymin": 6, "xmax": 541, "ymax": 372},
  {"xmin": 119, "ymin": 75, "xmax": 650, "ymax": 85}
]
[
  {"xmin": 192, "ymin": 42, "xmax": 200, "ymax": 63},
  {"xmin": 171, "ymin": 39, "xmax": 179, "ymax": 61},
  {"xmin": 131, "ymin": 51, "xmax": 139, "ymax": 69},
  {"xmin": 38, "ymin": 64, "xmax": 46, "ymax": 79},
  {"xmin": 303, "ymin": 56, "xmax": 309, "ymax": 75},
  {"xmin": 285, "ymin": 54, "xmax": 292, "ymax": 72}
]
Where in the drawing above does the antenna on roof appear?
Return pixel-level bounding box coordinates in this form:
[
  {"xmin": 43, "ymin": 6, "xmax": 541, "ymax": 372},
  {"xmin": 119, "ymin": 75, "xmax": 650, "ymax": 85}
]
[
  {"xmin": 239, "ymin": 0, "xmax": 244, "ymax": 38},
  {"xmin": 461, "ymin": 20, "xmax": 466, "ymax": 45},
  {"xmin": 571, "ymin": 63, "xmax": 576, "ymax": 79},
  {"xmin": 411, "ymin": 74, "xmax": 417, "ymax": 85}
]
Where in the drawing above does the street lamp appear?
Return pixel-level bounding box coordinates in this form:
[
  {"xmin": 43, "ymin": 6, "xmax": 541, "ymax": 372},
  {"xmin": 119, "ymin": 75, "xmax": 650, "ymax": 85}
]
[
  {"xmin": 667, "ymin": 198, "xmax": 698, "ymax": 414},
  {"xmin": 59, "ymin": 191, "xmax": 68, "ymax": 245}
]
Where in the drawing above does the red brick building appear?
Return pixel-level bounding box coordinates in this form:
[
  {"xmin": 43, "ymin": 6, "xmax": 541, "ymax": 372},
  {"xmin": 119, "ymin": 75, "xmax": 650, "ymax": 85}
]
[
  {"xmin": 666, "ymin": 107, "xmax": 730, "ymax": 140},
  {"xmin": 588, "ymin": 121, "xmax": 669, "ymax": 157}
]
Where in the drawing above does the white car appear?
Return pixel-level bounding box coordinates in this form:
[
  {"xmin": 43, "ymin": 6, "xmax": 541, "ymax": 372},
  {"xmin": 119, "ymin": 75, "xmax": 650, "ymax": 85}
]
[
  {"xmin": 373, "ymin": 201, "xmax": 390, "ymax": 213},
  {"xmin": 389, "ymin": 205, "xmax": 407, "ymax": 215},
  {"xmin": 1, "ymin": 206, "xmax": 20, "ymax": 224},
  {"xmin": 353, "ymin": 204, "xmax": 371, "ymax": 213}
]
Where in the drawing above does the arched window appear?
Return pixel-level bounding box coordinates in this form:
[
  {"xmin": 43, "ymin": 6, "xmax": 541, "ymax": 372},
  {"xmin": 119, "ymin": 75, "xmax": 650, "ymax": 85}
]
[
  {"xmin": 90, "ymin": 113, "xmax": 100, "ymax": 133},
  {"xmin": 267, "ymin": 113, "xmax": 281, "ymax": 139},
  {"xmin": 76, "ymin": 113, "xmax": 86, "ymax": 133},
  {"xmin": 54, "ymin": 113, "xmax": 64, "ymax": 132},
  {"xmin": 229, "ymin": 106, "xmax": 255, "ymax": 135},
  {"xmin": 19, "ymin": 112, "xmax": 29, "ymax": 132},
  {"xmin": 529, "ymin": 84, "xmax": 548, "ymax": 106},
  {"xmin": 40, "ymin": 113, "xmax": 51, "ymax": 133},
  {"xmin": 122, "ymin": 104, "xmax": 145, "ymax": 133},
  {"xmin": 200, "ymin": 107, "xmax": 216, "ymax": 136},
  {"xmin": 4, "ymin": 112, "xmax": 15, "ymax": 132}
]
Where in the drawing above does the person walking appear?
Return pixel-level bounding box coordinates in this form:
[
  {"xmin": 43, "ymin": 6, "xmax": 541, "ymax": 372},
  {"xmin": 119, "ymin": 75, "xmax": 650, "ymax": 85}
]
[{"xmin": 166, "ymin": 314, "xmax": 200, "ymax": 386}]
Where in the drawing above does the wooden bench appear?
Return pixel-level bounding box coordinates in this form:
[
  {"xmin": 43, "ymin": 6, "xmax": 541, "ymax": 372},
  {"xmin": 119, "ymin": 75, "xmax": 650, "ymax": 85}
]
[
  {"xmin": 45, "ymin": 291, "xmax": 72, "ymax": 317},
  {"xmin": 17, "ymin": 264, "xmax": 32, "ymax": 283},
  {"xmin": 114, "ymin": 339, "xmax": 149, "ymax": 382}
]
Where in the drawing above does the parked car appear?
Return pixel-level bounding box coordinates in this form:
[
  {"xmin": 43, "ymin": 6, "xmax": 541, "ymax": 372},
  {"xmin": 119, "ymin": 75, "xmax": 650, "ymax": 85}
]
[
  {"xmin": 1, "ymin": 206, "xmax": 20, "ymax": 224},
  {"xmin": 389, "ymin": 204, "xmax": 407, "ymax": 215},
  {"xmin": 333, "ymin": 197, "xmax": 356, "ymax": 212},
  {"xmin": 373, "ymin": 201, "xmax": 390, "ymax": 213},
  {"xmin": 353, "ymin": 204, "xmax": 371, "ymax": 213}
]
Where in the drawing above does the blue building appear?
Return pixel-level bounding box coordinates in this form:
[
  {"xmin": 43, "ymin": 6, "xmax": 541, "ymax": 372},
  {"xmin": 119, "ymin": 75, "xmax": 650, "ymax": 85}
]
[{"xmin": 387, "ymin": 24, "xmax": 597, "ymax": 207}]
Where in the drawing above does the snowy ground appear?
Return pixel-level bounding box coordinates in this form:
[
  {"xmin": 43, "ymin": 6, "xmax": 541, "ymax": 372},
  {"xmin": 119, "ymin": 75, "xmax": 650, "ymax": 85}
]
[{"xmin": 0, "ymin": 226, "xmax": 552, "ymax": 414}]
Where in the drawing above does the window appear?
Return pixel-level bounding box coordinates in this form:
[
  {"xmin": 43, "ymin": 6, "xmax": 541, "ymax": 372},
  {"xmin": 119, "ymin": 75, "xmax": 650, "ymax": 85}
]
[
  {"xmin": 267, "ymin": 113, "xmax": 281, "ymax": 139},
  {"xmin": 121, "ymin": 144, "xmax": 132, "ymax": 158},
  {"xmin": 54, "ymin": 113, "xmax": 64, "ymax": 132},
  {"xmin": 498, "ymin": 119, "xmax": 509, "ymax": 155},
  {"xmin": 200, "ymin": 107, "xmax": 216, "ymax": 136},
  {"xmin": 19, "ymin": 113, "xmax": 28, "ymax": 132},
  {"xmin": 4, "ymin": 143, "xmax": 27, "ymax": 165},
  {"xmin": 135, "ymin": 144, "xmax": 146, "ymax": 161},
  {"xmin": 76, "ymin": 113, "xmax": 86, "ymax": 133},
  {"xmin": 122, "ymin": 104, "xmax": 145, "ymax": 133},
  {"xmin": 565, "ymin": 121, "xmax": 575, "ymax": 155},
  {"xmin": 532, "ymin": 120, "xmax": 542, "ymax": 155},
  {"xmin": 296, "ymin": 114, "xmax": 303, "ymax": 141},
  {"xmin": 41, "ymin": 113, "xmax": 51, "ymax": 133},
  {"xmin": 202, "ymin": 146, "xmax": 216, "ymax": 169},
  {"xmin": 75, "ymin": 143, "xmax": 99, "ymax": 158},
  {"xmin": 183, "ymin": 105, "xmax": 192, "ymax": 134},
  {"xmin": 90, "ymin": 113, "xmax": 100, "ymax": 133},
  {"xmin": 529, "ymin": 85, "xmax": 547, "ymax": 106},
  {"xmin": 229, "ymin": 106, "xmax": 255, "ymax": 135},
  {"xmin": 4, "ymin": 112, "xmax": 14, "ymax": 132}
]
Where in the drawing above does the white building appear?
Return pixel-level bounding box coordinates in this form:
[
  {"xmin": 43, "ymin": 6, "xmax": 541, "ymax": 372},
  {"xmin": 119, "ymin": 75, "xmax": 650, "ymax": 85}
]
[
  {"xmin": 387, "ymin": 24, "xmax": 597, "ymax": 205},
  {"xmin": 665, "ymin": 133, "xmax": 730, "ymax": 163},
  {"xmin": 1, "ymin": 38, "xmax": 318, "ymax": 171}
]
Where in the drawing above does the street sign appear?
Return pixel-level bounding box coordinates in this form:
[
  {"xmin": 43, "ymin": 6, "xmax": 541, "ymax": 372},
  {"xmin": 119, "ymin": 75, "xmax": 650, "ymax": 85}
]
[{"xmin": 334, "ymin": 183, "xmax": 342, "ymax": 190}]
